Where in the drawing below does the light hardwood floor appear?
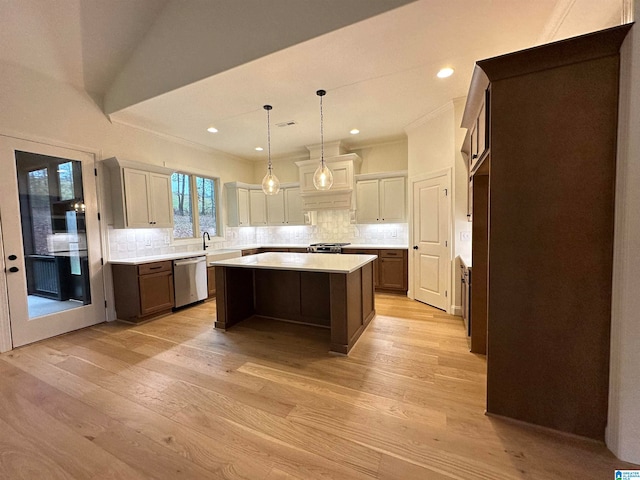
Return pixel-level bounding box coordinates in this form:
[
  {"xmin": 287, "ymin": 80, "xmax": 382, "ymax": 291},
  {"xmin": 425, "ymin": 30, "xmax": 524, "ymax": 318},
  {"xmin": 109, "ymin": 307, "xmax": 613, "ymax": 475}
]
[{"xmin": 0, "ymin": 293, "xmax": 635, "ymax": 479}]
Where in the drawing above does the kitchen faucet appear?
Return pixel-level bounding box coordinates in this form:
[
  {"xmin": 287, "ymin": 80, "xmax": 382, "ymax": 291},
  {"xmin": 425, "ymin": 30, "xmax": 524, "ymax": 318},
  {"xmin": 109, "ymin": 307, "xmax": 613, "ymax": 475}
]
[{"xmin": 202, "ymin": 231, "xmax": 211, "ymax": 250}]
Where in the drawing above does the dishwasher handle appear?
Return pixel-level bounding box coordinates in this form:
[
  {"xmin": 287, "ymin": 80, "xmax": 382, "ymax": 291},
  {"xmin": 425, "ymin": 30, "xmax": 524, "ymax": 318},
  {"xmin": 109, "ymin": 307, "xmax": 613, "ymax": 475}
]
[{"xmin": 174, "ymin": 257, "xmax": 206, "ymax": 267}]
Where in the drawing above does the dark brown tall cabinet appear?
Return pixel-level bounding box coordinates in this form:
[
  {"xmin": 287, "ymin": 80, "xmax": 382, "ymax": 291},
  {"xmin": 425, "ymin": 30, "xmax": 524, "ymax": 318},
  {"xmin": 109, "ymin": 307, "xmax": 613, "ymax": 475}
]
[{"xmin": 462, "ymin": 24, "xmax": 632, "ymax": 440}]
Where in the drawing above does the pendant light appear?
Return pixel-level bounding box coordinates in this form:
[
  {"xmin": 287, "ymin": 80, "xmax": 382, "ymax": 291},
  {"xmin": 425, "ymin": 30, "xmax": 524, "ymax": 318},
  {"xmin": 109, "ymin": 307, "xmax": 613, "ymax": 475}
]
[
  {"xmin": 261, "ymin": 104, "xmax": 280, "ymax": 195},
  {"xmin": 313, "ymin": 89, "xmax": 333, "ymax": 190}
]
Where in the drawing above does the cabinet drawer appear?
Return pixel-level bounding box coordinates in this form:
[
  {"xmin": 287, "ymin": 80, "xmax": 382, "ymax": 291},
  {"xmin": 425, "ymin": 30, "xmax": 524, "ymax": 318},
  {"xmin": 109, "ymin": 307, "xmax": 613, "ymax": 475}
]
[
  {"xmin": 380, "ymin": 249, "xmax": 405, "ymax": 258},
  {"xmin": 138, "ymin": 261, "xmax": 172, "ymax": 275}
]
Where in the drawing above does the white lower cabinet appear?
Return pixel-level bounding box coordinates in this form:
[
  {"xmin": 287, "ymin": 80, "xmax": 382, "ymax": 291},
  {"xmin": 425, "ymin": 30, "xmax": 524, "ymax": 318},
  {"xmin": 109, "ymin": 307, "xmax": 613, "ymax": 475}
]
[{"xmin": 355, "ymin": 173, "xmax": 406, "ymax": 224}]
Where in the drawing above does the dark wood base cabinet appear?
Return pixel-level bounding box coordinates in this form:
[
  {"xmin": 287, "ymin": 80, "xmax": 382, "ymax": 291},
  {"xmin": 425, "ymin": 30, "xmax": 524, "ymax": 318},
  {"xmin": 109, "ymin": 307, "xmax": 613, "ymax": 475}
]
[
  {"xmin": 342, "ymin": 248, "xmax": 408, "ymax": 293},
  {"xmin": 207, "ymin": 266, "xmax": 216, "ymax": 298},
  {"xmin": 112, "ymin": 261, "xmax": 174, "ymax": 323},
  {"xmin": 215, "ymin": 263, "xmax": 375, "ymax": 355},
  {"xmin": 463, "ymin": 25, "xmax": 631, "ymax": 440}
]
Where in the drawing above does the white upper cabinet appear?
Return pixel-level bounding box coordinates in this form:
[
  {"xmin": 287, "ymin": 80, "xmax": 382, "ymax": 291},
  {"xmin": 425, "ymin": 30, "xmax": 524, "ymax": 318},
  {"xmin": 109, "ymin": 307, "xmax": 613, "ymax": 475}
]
[
  {"xmin": 225, "ymin": 183, "xmax": 305, "ymax": 227},
  {"xmin": 105, "ymin": 158, "xmax": 174, "ymax": 229},
  {"xmin": 297, "ymin": 158, "xmax": 354, "ymax": 193},
  {"xmin": 266, "ymin": 191, "xmax": 285, "ymax": 225},
  {"xmin": 267, "ymin": 187, "xmax": 306, "ymax": 225},
  {"xmin": 284, "ymin": 187, "xmax": 304, "ymax": 225},
  {"xmin": 226, "ymin": 183, "xmax": 250, "ymax": 227},
  {"xmin": 355, "ymin": 172, "xmax": 406, "ymax": 224},
  {"xmin": 249, "ymin": 189, "xmax": 267, "ymax": 225}
]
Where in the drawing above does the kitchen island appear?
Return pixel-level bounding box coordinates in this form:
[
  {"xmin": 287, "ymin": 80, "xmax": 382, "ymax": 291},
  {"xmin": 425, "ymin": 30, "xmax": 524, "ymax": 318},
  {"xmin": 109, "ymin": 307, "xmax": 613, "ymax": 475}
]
[{"xmin": 211, "ymin": 252, "xmax": 377, "ymax": 354}]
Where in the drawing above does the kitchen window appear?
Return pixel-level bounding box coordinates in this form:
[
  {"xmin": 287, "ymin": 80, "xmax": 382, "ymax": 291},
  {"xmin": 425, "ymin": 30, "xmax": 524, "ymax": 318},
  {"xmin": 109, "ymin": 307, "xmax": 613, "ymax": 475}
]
[{"xmin": 171, "ymin": 172, "xmax": 219, "ymax": 239}]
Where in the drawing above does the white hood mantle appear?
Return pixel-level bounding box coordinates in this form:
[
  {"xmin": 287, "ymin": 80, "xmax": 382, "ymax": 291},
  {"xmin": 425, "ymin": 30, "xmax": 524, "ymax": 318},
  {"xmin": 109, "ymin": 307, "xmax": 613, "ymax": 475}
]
[{"xmin": 294, "ymin": 153, "xmax": 361, "ymax": 211}]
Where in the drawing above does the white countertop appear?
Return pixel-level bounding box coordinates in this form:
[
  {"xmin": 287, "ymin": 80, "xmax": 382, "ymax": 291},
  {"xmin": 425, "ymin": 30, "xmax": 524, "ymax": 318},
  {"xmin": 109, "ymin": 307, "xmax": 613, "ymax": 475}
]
[
  {"xmin": 109, "ymin": 244, "xmax": 407, "ymax": 266},
  {"xmin": 233, "ymin": 244, "xmax": 408, "ymax": 250},
  {"xmin": 210, "ymin": 252, "xmax": 377, "ymax": 274},
  {"xmin": 110, "ymin": 249, "xmax": 242, "ymax": 265}
]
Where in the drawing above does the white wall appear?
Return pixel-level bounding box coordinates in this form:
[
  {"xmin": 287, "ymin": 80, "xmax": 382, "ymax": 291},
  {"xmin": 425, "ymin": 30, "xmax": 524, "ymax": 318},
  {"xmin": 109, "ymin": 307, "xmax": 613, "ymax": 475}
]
[
  {"xmin": 252, "ymin": 139, "xmax": 408, "ymax": 184},
  {"xmin": 607, "ymin": 13, "xmax": 640, "ymax": 464},
  {"xmin": 406, "ymin": 101, "xmax": 469, "ymax": 313},
  {"xmin": 0, "ymin": 62, "xmax": 255, "ymax": 243}
]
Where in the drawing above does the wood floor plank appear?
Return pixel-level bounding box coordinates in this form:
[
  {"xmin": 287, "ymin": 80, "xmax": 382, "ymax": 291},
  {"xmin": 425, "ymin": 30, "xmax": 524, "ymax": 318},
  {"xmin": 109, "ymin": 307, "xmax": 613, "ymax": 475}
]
[{"xmin": 0, "ymin": 292, "xmax": 636, "ymax": 479}]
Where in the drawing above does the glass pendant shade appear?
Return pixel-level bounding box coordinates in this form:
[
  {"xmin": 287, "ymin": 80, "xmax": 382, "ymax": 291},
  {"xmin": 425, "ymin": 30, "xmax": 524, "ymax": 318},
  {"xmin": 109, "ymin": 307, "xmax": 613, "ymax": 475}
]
[
  {"xmin": 261, "ymin": 104, "xmax": 280, "ymax": 195},
  {"xmin": 314, "ymin": 89, "xmax": 333, "ymax": 191},
  {"xmin": 262, "ymin": 169, "xmax": 280, "ymax": 195},
  {"xmin": 313, "ymin": 163, "xmax": 333, "ymax": 190}
]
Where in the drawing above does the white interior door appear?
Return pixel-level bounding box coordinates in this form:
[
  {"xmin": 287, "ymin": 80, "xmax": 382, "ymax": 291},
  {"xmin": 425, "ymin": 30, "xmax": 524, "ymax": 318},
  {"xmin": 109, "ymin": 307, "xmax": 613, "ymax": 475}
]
[
  {"xmin": 412, "ymin": 171, "xmax": 450, "ymax": 311},
  {"xmin": 0, "ymin": 136, "xmax": 105, "ymax": 348}
]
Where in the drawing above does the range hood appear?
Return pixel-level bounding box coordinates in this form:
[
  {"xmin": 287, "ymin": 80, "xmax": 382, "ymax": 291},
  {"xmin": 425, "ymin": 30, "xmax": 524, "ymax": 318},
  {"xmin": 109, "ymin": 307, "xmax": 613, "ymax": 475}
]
[{"xmin": 295, "ymin": 142, "xmax": 361, "ymax": 211}]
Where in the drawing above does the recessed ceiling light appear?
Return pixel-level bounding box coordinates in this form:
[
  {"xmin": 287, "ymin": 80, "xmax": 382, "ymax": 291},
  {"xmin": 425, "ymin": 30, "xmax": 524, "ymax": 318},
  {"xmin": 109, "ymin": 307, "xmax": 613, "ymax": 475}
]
[
  {"xmin": 350, "ymin": 129, "xmax": 360, "ymax": 135},
  {"xmin": 437, "ymin": 67, "xmax": 454, "ymax": 79},
  {"xmin": 255, "ymin": 147, "xmax": 264, "ymax": 151},
  {"xmin": 207, "ymin": 127, "xmax": 218, "ymax": 133}
]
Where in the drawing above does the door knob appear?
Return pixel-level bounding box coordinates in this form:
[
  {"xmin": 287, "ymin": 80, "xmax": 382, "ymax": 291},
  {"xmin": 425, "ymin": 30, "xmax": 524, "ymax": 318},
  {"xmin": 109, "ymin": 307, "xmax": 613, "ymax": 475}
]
[
  {"xmin": 8, "ymin": 255, "xmax": 17, "ymax": 261},
  {"xmin": 8, "ymin": 266, "xmax": 19, "ymax": 273},
  {"xmin": 413, "ymin": 245, "xmax": 418, "ymax": 250}
]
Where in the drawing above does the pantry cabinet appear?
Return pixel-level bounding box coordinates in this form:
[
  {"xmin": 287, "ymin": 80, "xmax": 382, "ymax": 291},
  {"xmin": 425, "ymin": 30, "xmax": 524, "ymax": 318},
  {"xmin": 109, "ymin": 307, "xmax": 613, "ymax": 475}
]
[{"xmin": 463, "ymin": 24, "xmax": 631, "ymax": 440}]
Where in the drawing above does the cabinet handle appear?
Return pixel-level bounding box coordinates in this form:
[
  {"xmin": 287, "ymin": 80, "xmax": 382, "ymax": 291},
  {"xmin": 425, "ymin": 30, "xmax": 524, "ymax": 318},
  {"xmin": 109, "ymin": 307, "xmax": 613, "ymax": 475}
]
[
  {"xmin": 8, "ymin": 266, "xmax": 19, "ymax": 273},
  {"xmin": 472, "ymin": 154, "xmax": 478, "ymax": 159},
  {"xmin": 148, "ymin": 266, "xmax": 163, "ymax": 270}
]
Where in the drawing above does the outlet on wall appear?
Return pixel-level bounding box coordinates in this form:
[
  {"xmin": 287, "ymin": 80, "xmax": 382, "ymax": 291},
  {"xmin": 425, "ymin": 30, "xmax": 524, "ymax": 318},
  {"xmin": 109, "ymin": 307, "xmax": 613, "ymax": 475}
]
[
  {"xmin": 164, "ymin": 235, "xmax": 170, "ymax": 245},
  {"xmin": 460, "ymin": 231, "xmax": 472, "ymax": 242}
]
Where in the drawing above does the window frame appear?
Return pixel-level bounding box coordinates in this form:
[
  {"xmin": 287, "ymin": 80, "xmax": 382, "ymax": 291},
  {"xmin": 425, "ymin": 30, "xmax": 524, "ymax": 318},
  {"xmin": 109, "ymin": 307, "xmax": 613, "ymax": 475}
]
[{"xmin": 170, "ymin": 171, "xmax": 222, "ymax": 244}]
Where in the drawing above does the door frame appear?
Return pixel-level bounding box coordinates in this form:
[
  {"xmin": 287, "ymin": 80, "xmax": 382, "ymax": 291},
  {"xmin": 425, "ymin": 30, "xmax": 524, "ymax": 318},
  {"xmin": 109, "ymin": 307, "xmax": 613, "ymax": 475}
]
[
  {"xmin": 0, "ymin": 214, "xmax": 11, "ymax": 352},
  {"xmin": 408, "ymin": 167, "xmax": 453, "ymax": 313},
  {"xmin": 0, "ymin": 131, "xmax": 108, "ymax": 352}
]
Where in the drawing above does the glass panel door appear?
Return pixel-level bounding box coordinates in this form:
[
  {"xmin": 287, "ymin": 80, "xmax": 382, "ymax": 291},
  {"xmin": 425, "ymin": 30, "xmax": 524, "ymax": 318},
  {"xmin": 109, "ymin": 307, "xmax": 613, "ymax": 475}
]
[{"xmin": 0, "ymin": 137, "xmax": 105, "ymax": 348}]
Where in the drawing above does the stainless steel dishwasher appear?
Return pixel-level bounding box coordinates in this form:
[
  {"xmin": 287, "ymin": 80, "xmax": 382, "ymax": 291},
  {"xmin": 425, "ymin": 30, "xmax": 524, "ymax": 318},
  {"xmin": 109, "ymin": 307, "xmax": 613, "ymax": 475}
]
[{"xmin": 173, "ymin": 256, "xmax": 207, "ymax": 308}]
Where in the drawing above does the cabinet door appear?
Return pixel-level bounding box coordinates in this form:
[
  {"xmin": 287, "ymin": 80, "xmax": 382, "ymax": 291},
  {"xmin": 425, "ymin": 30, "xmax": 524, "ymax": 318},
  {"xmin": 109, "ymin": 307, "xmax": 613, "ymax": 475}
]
[
  {"xmin": 284, "ymin": 187, "xmax": 304, "ymax": 225},
  {"xmin": 149, "ymin": 173, "xmax": 173, "ymax": 227},
  {"xmin": 477, "ymin": 102, "xmax": 487, "ymax": 159},
  {"xmin": 249, "ymin": 189, "xmax": 267, "ymax": 225},
  {"xmin": 123, "ymin": 168, "xmax": 152, "ymax": 227},
  {"xmin": 237, "ymin": 188, "xmax": 250, "ymax": 226},
  {"xmin": 207, "ymin": 266, "xmax": 216, "ymax": 298},
  {"xmin": 356, "ymin": 179, "xmax": 380, "ymax": 223},
  {"xmin": 380, "ymin": 177, "xmax": 406, "ymax": 222},
  {"xmin": 266, "ymin": 191, "xmax": 285, "ymax": 225},
  {"xmin": 139, "ymin": 272, "xmax": 174, "ymax": 315},
  {"xmin": 379, "ymin": 257, "xmax": 405, "ymax": 290}
]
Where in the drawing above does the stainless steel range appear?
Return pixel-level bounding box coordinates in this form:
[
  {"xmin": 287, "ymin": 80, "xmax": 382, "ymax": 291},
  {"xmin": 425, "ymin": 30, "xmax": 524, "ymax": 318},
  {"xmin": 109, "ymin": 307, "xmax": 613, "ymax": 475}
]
[{"xmin": 307, "ymin": 242, "xmax": 351, "ymax": 254}]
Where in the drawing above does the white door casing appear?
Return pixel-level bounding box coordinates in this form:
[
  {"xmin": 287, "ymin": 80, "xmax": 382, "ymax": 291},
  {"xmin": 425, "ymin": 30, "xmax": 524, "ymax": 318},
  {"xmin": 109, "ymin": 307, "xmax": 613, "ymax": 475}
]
[
  {"xmin": 0, "ymin": 136, "xmax": 105, "ymax": 348},
  {"xmin": 412, "ymin": 170, "xmax": 451, "ymax": 311}
]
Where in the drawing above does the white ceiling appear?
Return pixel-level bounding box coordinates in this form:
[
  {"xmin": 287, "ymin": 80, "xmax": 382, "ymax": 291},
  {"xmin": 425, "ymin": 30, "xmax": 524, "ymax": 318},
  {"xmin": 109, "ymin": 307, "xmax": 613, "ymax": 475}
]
[{"xmin": 0, "ymin": 0, "xmax": 624, "ymax": 161}]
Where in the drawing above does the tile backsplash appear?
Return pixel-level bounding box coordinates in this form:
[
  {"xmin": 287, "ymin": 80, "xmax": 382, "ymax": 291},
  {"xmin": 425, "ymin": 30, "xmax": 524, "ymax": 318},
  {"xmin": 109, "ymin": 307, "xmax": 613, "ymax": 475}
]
[{"xmin": 107, "ymin": 210, "xmax": 408, "ymax": 260}]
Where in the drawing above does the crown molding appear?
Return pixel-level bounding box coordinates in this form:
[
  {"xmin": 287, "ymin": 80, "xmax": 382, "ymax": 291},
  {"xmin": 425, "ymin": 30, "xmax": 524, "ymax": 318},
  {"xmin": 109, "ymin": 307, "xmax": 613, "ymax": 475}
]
[{"xmin": 108, "ymin": 117, "xmax": 253, "ymax": 165}]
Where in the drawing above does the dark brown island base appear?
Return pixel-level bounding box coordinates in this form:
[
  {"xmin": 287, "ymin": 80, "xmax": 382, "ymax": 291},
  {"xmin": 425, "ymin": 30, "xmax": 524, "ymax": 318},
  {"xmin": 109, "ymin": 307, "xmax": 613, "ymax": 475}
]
[{"xmin": 212, "ymin": 252, "xmax": 377, "ymax": 354}]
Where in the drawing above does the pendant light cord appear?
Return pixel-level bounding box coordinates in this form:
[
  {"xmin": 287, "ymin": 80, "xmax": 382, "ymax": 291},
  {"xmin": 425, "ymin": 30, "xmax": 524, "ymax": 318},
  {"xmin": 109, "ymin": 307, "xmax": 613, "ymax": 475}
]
[
  {"xmin": 320, "ymin": 94, "xmax": 324, "ymax": 168},
  {"xmin": 317, "ymin": 90, "xmax": 326, "ymax": 168},
  {"xmin": 264, "ymin": 104, "xmax": 273, "ymax": 174}
]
